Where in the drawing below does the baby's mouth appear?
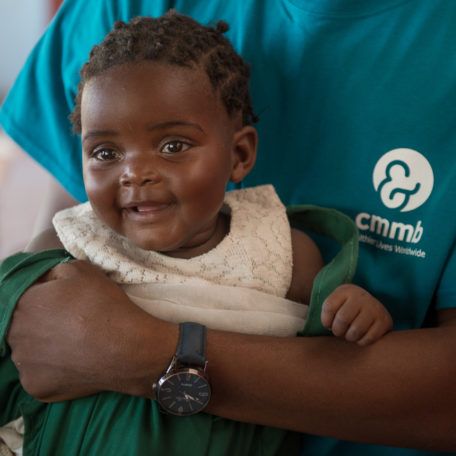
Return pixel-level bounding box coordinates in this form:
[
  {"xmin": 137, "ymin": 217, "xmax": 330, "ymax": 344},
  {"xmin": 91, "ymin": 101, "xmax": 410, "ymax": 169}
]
[
  {"xmin": 122, "ymin": 201, "xmax": 173, "ymax": 221},
  {"xmin": 130, "ymin": 203, "xmax": 169, "ymax": 212}
]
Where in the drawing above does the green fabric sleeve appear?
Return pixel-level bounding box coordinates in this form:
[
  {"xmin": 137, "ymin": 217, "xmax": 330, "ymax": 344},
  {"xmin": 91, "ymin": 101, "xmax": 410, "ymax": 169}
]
[
  {"xmin": 0, "ymin": 348, "xmax": 33, "ymax": 425},
  {"xmin": 0, "ymin": 250, "xmax": 72, "ymax": 425},
  {"xmin": 287, "ymin": 205, "xmax": 359, "ymax": 336},
  {"xmin": 0, "ymin": 249, "xmax": 73, "ymax": 356}
]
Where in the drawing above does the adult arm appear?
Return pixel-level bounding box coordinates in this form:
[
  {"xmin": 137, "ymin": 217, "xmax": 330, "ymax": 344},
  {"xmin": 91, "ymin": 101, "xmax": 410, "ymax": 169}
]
[
  {"xmin": 207, "ymin": 309, "xmax": 456, "ymax": 450},
  {"xmin": 7, "ymin": 261, "xmax": 456, "ymax": 451}
]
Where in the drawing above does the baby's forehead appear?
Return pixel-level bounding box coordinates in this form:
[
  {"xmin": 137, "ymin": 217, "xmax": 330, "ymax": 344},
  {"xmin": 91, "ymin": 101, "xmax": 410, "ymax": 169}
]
[{"xmin": 80, "ymin": 61, "xmax": 232, "ymax": 132}]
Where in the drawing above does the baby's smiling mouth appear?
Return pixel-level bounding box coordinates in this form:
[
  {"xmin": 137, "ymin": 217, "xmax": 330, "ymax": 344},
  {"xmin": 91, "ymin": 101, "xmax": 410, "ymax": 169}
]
[
  {"xmin": 130, "ymin": 203, "xmax": 169, "ymax": 212},
  {"xmin": 122, "ymin": 201, "xmax": 173, "ymax": 220}
]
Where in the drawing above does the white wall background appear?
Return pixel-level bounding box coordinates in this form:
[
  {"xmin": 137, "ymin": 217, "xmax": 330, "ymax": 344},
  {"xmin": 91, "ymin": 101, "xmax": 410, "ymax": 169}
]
[{"xmin": 0, "ymin": 0, "xmax": 49, "ymax": 99}]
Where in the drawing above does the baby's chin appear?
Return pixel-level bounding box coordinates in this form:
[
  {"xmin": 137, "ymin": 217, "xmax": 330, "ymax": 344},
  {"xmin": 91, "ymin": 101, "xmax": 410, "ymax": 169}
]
[
  {"xmin": 121, "ymin": 235, "xmax": 188, "ymax": 258},
  {"xmin": 122, "ymin": 236, "xmax": 174, "ymax": 253},
  {"xmin": 114, "ymin": 224, "xmax": 181, "ymax": 254},
  {"xmin": 116, "ymin": 223, "xmax": 218, "ymax": 259}
]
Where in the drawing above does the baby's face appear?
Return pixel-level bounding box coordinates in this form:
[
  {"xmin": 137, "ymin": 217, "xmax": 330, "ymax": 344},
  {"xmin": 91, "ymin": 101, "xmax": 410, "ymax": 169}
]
[{"xmin": 80, "ymin": 61, "xmax": 242, "ymax": 257}]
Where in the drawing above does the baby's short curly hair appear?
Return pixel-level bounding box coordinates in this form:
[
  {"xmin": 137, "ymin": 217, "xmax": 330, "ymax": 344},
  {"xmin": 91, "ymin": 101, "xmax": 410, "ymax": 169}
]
[{"xmin": 70, "ymin": 10, "xmax": 258, "ymax": 132}]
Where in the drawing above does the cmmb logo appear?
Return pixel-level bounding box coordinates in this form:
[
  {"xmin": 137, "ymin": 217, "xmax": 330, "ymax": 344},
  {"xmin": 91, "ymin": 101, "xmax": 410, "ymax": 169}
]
[
  {"xmin": 356, "ymin": 149, "xmax": 434, "ymax": 247},
  {"xmin": 372, "ymin": 148, "xmax": 434, "ymax": 212}
]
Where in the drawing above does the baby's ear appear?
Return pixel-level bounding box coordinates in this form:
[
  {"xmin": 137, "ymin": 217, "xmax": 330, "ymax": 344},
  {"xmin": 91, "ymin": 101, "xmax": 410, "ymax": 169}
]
[{"xmin": 230, "ymin": 126, "xmax": 258, "ymax": 183}]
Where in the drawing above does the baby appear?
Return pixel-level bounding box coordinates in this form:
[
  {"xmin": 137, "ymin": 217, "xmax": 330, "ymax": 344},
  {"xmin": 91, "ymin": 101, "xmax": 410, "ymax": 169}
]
[{"xmin": 55, "ymin": 12, "xmax": 392, "ymax": 346}]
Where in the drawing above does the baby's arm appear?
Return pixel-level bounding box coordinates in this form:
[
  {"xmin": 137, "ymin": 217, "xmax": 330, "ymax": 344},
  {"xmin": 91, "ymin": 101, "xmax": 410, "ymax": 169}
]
[
  {"xmin": 287, "ymin": 229, "xmax": 392, "ymax": 346},
  {"xmin": 321, "ymin": 284, "xmax": 392, "ymax": 346},
  {"xmin": 286, "ymin": 228, "xmax": 324, "ymax": 304}
]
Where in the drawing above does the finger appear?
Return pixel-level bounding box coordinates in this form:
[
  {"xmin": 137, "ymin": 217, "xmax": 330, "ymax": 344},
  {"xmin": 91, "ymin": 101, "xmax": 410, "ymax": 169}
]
[
  {"xmin": 321, "ymin": 297, "xmax": 344, "ymax": 329},
  {"xmin": 39, "ymin": 259, "xmax": 102, "ymax": 283},
  {"xmin": 10, "ymin": 353, "xmax": 22, "ymax": 371},
  {"xmin": 344, "ymin": 309, "xmax": 376, "ymax": 342},
  {"xmin": 357, "ymin": 318, "xmax": 392, "ymax": 346},
  {"xmin": 37, "ymin": 260, "xmax": 78, "ymax": 282},
  {"xmin": 321, "ymin": 284, "xmax": 361, "ymax": 329},
  {"xmin": 330, "ymin": 302, "xmax": 363, "ymax": 337}
]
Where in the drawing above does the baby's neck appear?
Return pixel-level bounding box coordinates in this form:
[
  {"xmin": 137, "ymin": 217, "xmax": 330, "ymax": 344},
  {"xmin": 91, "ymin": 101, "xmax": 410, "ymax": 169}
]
[{"xmin": 163, "ymin": 212, "xmax": 230, "ymax": 260}]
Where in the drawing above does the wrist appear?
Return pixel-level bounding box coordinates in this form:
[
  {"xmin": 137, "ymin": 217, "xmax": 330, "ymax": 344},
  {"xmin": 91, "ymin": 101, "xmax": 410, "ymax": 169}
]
[
  {"xmin": 110, "ymin": 315, "xmax": 179, "ymax": 398},
  {"xmin": 153, "ymin": 322, "xmax": 211, "ymax": 415}
]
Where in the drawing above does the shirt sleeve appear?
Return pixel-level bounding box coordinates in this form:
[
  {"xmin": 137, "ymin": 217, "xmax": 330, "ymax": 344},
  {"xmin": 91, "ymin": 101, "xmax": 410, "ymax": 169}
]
[
  {"xmin": 0, "ymin": 250, "xmax": 71, "ymax": 424},
  {"xmin": 0, "ymin": 251, "xmax": 69, "ymax": 355},
  {"xmin": 0, "ymin": 349, "xmax": 30, "ymax": 425}
]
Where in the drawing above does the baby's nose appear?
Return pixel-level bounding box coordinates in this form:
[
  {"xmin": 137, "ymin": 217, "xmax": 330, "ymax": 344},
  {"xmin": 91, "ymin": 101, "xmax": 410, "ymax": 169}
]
[{"xmin": 119, "ymin": 160, "xmax": 161, "ymax": 186}]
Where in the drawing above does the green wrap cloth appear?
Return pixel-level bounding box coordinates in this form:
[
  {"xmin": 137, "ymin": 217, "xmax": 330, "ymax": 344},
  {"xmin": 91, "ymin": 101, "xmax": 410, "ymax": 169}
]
[{"xmin": 0, "ymin": 206, "xmax": 357, "ymax": 455}]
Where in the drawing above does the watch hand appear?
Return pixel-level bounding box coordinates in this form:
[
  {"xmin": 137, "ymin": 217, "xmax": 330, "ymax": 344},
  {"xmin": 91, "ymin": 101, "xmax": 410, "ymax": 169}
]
[{"xmin": 183, "ymin": 392, "xmax": 203, "ymax": 404}]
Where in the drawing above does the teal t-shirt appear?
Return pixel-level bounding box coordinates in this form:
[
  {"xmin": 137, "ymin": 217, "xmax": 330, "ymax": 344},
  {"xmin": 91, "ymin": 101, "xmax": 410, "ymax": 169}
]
[{"xmin": 1, "ymin": 0, "xmax": 455, "ymax": 454}]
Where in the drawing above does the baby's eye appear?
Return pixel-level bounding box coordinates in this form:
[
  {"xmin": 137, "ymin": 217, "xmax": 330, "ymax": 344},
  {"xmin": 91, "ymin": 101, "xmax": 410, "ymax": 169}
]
[
  {"xmin": 92, "ymin": 148, "xmax": 120, "ymax": 161},
  {"xmin": 161, "ymin": 141, "xmax": 190, "ymax": 155}
]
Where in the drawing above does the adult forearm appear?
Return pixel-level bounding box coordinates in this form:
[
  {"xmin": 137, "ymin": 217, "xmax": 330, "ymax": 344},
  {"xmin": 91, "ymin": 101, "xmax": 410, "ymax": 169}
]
[
  {"xmin": 126, "ymin": 318, "xmax": 456, "ymax": 449},
  {"xmin": 201, "ymin": 326, "xmax": 456, "ymax": 451}
]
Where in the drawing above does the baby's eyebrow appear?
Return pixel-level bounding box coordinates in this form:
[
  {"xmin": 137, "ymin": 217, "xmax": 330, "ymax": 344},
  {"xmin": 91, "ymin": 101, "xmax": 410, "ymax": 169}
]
[
  {"xmin": 82, "ymin": 122, "xmax": 205, "ymax": 144},
  {"xmin": 82, "ymin": 130, "xmax": 118, "ymax": 143},
  {"xmin": 146, "ymin": 121, "xmax": 205, "ymax": 133}
]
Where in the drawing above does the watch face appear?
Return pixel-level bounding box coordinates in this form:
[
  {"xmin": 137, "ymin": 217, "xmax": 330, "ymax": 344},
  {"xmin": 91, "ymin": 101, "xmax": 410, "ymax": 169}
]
[{"xmin": 156, "ymin": 368, "xmax": 211, "ymax": 416}]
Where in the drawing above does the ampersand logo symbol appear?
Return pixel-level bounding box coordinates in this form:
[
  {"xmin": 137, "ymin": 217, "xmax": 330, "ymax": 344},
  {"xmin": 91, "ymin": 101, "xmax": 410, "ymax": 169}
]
[{"xmin": 373, "ymin": 149, "xmax": 434, "ymax": 212}]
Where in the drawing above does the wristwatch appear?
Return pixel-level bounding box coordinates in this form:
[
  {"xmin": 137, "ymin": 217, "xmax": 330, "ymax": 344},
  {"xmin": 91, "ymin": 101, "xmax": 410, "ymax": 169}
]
[{"xmin": 153, "ymin": 322, "xmax": 211, "ymax": 416}]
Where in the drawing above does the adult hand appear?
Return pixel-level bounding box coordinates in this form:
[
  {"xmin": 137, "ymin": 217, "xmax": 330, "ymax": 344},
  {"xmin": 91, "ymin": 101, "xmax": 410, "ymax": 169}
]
[{"xmin": 7, "ymin": 260, "xmax": 178, "ymax": 402}]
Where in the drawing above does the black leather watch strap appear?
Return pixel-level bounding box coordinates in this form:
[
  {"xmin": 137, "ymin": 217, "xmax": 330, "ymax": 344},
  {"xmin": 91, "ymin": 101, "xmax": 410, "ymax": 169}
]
[{"xmin": 176, "ymin": 322, "xmax": 207, "ymax": 367}]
